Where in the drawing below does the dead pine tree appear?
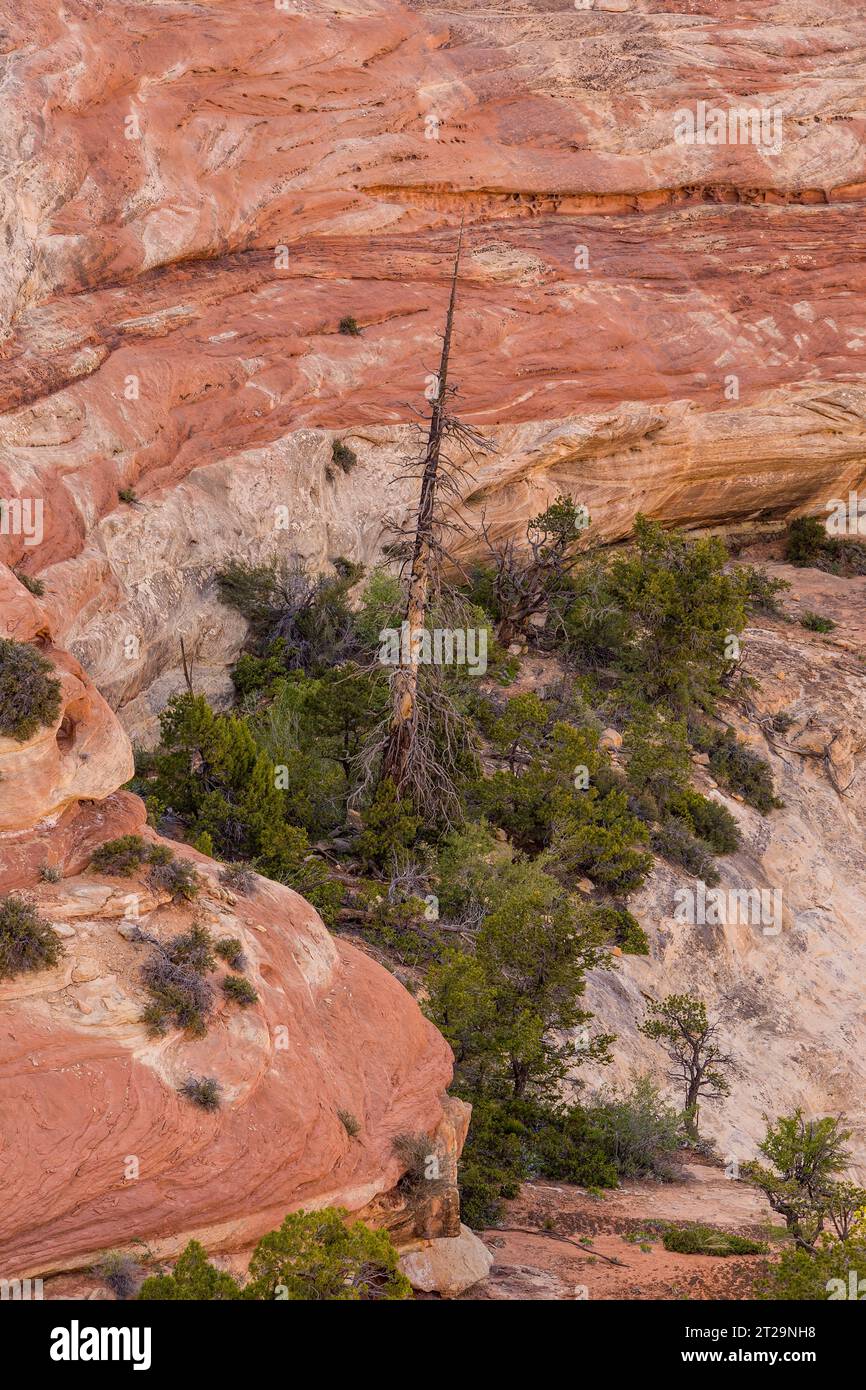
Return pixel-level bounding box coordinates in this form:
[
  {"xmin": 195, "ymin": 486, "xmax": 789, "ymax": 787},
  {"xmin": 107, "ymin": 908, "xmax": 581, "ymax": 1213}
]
[{"xmin": 374, "ymin": 220, "xmax": 491, "ymax": 821}]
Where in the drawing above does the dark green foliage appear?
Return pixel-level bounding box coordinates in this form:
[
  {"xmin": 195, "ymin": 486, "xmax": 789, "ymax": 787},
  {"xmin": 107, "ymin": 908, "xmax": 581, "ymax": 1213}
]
[
  {"xmin": 118, "ymin": 487, "xmax": 138, "ymax": 504},
  {"xmin": 744, "ymin": 1110, "xmax": 852, "ymax": 1253},
  {"xmin": 230, "ymin": 644, "xmax": 288, "ymax": 697},
  {"xmin": 12, "ymin": 568, "xmax": 44, "ymax": 597},
  {"xmin": 338, "ymin": 316, "xmax": 361, "ymax": 336},
  {"xmin": 427, "ymin": 856, "xmax": 613, "ymax": 1103},
  {"xmin": 91, "ymin": 834, "xmax": 149, "ymax": 876},
  {"xmin": 588, "ymin": 1074, "xmax": 683, "ymax": 1180},
  {"xmin": 357, "ymin": 778, "xmax": 421, "ymax": 869},
  {"xmin": 216, "ymin": 556, "xmax": 363, "ymax": 673},
  {"xmin": 0, "ymin": 893, "xmax": 63, "ymax": 980},
  {"xmin": 652, "ymin": 819, "xmax": 721, "ymax": 886},
  {"xmin": 137, "ymin": 1241, "xmax": 241, "ymax": 1301},
  {"xmin": 785, "ymin": 516, "xmax": 834, "ymax": 567},
  {"xmin": 665, "ymin": 788, "xmax": 741, "ymax": 855},
  {"xmin": 331, "ymin": 439, "xmax": 357, "ymax": 472},
  {"xmin": 215, "ymin": 935, "xmax": 247, "ymax": 969},
  {"xmin": 179, "ymin": 1076, "xmax": 222, "ymax": 1110},
  {"xmin": 800, "ymin": 610, "xmax": 836, "ymax": 633},
  {"xmin": 757, "ymin": 1235, "xmax": 866, "ymax": 1300},
  {"xmin": 552, "ymin": 516, "xmax": 748, "ymax": 714},
  {"xmin": 145, "ymin": 693, "xmax": 342, "ymax": 924},
  {"xmin": 243, "ymin": 1207, "xmax": 411, "ymax": 1301},
  {"xmin": 0, "ymin": 638, "xmax": 62, "ymax": 742},
  {"xmin": 702, "ymin": 727, "xmax": 782, "ymax": 813},
  {"xmin": 593, "ymin": 904, "xmax": 649, "ymax": 955},
  {"xmin": 354, "ymin": 888, "xmax": 439, "ymax": 966},
  {"xmin": 167, "ymin": 923, "xmax": 214, "ymax": 973},
  {"xmin": 222, "ymin": 974, "xmax": 258, "ymax": 1007},
  {"xmin": 661, "ymin": 1225, "xmax": 767, "ymax": 1256},
  {"xmin": 738, "ymin": 564, "xmax": 790, "ymax": 617}
]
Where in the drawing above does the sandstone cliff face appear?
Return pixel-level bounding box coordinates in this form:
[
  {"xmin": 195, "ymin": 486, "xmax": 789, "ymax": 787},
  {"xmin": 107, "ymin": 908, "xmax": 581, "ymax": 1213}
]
[{"xmin": 3, "ymin": 0, "xmax": 866, "ymax": 1277}]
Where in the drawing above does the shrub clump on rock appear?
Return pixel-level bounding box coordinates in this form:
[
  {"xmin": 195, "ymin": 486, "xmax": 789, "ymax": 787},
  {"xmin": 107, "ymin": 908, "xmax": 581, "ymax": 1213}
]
[
  {"xmin": 0, "ymin": 638, "xmax": 62, "ymax": 742},
  {"xmin": 0, "ymin": 893, "xmax": 63, "ymax": 980}
]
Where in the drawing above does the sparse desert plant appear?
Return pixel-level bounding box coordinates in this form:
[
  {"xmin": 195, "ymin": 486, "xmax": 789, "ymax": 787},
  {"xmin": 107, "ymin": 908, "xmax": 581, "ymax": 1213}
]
[
  {"xmin": 91, "ymin": 834, "xmax": 149, "ymax": 876},
  {"xmin": 0, "ymin": 638, "xmax": 63, "ymax": 742},
  {"xmin": 392, "ymin": 1132, "xmax": 442, "ymax": 1191},
  {"xmin": 218, "ymin": 863, "xmax": 256, "ymax": 897},
  {"xmin": 0, "ymin": 893, "xmax": 63, "ymax": 980},
  {"xmin": 800, "ymin": 611, "xmax": 836, "ymax": 633},
  {"xmin": 167, "ymin": 922, "xmax": 214, "ymax": 973},
  {"xmin": 39, "ymin": 863, "xmax": 62, "ymax": 883},
  {"xmin": 118, "ymin": 486, "xmax": 138, "ymax": 504},
  {"xmin": 146, "ymin": 854, "xmax": 200, "ymax": 902},
  {"xmin": 338, "ymin": 316, "xmax": 361, "ymax": 336},
  {"xmin": 179, "ymin": 1076, "xmax": 222, "ymax": 1110},
  {"xmin": 12, "ymin": 568, "xmax": 45, "ymax": 597},
  {"xmin": 215, "ymin": 936, "xmax": 247, "ymax": 970},
  {"xmin": 338, "ymin": 1109, "xmax": 360, "ymax": 1138},
  {"xmin": 222, "ymin": 974, "xmax": 258, "ymax": 1007},
  {"xmin": 94, "ymin": 1250, "xmax": 146, "ymax": 1300},
  {"xmin": 331, "ymin": 439, "xmax": 358, "ymax": 473},
  {"xmin": 141, "ymin": 951, "xmax": 214, "ymax": 1037}
]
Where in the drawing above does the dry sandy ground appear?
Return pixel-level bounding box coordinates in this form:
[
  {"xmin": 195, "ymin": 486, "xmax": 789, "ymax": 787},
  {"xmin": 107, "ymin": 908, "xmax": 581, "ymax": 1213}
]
[{"xmin": 464, "ymin": 1160, "xmax": 787, "ymax": 1301}]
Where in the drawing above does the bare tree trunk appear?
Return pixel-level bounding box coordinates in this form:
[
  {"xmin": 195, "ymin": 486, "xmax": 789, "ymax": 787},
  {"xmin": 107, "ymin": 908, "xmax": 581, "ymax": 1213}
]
[{"xmin": 380, "ymin": 222, "xmax": 464, "ymax": 794}]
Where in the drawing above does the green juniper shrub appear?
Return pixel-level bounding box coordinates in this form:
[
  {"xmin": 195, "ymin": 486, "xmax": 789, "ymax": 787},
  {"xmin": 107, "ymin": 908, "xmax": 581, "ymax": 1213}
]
[
  {"xmin": 0, "ymin": 638, "xmax": 63, "ymax": 742},
  {"xmin": 230, "ymin": 643, "xmax": 289, "ymax": 698},
  {"xmin": 652, "ymin": 817, "xmax": 720, "ymax": 885},
  {"xmin": 354, "ymin": 886, "xmax": 440, "ymax": 967},
  {"xmin": 738, "ymin": 564, "xmax": 790, "ymax": 618},
  {"xmin": 91, "ymin": 834, "xmax": 149, "ymax": 876},
  {"xmin": 623, "ymin": 709, "xmax": 692, "ymax": 811},
  {"xmin": 338, "ymin": 316, "xmax": 361, "ymax": 336},
  {"xmin": 354, "ymin": 569, "xmax": 404, "ymax": 650},
  {"xmin": 222, "ymin": 974, "xmax": 259, "ymax": 1007},
  {"xmin": 665, "ymin": 787, "xmax": 741, "ymax": 855},
  {"xmin": 214, "ymin": 935, "xmax": 247, "ymax": 970},
  {"xmin": 243, "ymin": 1207, "xmax": 410, "ymax": 1301},
  {"xmin": 216, "ymin": 556, "xmax": 363, "ymax": 673},
  {"xmin": 0, "ymin": 893, "xmax": 63, "ymax": 980},
  {"xmin": 703, "ymin": 727, "xmax": 782, "ymax": 813},
  {"xmin": 661, "ymin": 1224, "xmax": 767, "ymax": 1256},
  {"xmin": 357, "ymin": 778, "xmax": 421, "ymax": 869},
  {"xmin": 784, "ymin": 516, "xmax": 836, "ymax": 568},
  {"xmin": 179, "ymin": 1076, "xmax": 222, "ymax": 1110},
  {"xmin": 543, "ymin": 794, "xmax": 653, "ymax": 896},
  {"xmin": 756, "ymin": 1234, "xmax": 866, "ymax": 1300},
  {"xmin": 137, "ymin": 1240, "xmax": 241, "ymax": 1301},
  {"xmin": 743, "ymin": 1110, "xmax": 852, "ymax": 1253},
  {"xmin": 12, "ymin": 568, "xmax": 45, "ymax": 597},
  {"xmin": 800, "ymin": 611, "xmax": 836, "ymax": 633},
  {"xmin": 591, "ymin": 904, "xmax": 649, "ymax": 955}
]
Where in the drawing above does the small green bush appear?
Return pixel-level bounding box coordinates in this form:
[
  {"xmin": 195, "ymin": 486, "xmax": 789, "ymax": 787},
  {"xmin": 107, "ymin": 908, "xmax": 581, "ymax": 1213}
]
[
  {"xmin": 0, "ymin": 893, "xmax": 63, "ymax": 980},
  {"xmin": 94, "ymin": 1251, "xmax": 145, "ymax": 1300},
  {"xmin": 222, "ymin": 974, "xmax": 259, "ymax": 1007},
  {"xmin": 118, "ymin": 487, "xmax": 139, "ymax": 504},
  {"xmin": 357, "ymin": 778, "xmax": 420, "ymax": 869},
  {"xmin": 705, "ymin": 728, "xmax": 782, "ymax": 813},
  {"xmin": 661, "ymin": 1224, "xmax": 767, "ymax": 1256},
  {"xmin": 0, "ymin": 639, "xmax": 63, "ymax": 742},
  {"xmin": 800, "ymin": 611, "xmax": 836, "ymax": 633},
  {"xmin": 338, "ymin": 316, "xmax": 361, "ymax": 336},
  {"xmin": 652, "ymin": 818, "xmax": 721, "ymax": 886},
  {"xmin": 218, "ymin": 864, "xmax": 256, "ymax": 898},
  {"xmin": 666, "ymin": 788, "xmax": 741, "ymax": 854},
  {"xmin": 215, "ymin": 936, "xmax": 247, "ymax": 970},
  {"xmin": 785, "ymin": 516, "xmax": 834, "ymax": 567},
  {"xmin": 91, "ymin": 834, "xmax": 149, "ymax": 876},
  {"xmin": 146, "ymin": 855, "xmax": 200, "ymax": 902}
]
